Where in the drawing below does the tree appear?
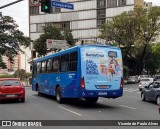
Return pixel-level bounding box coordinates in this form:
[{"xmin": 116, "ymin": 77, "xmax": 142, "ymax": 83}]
[
  {"xmin": 13, "ymin": 69, "xmax": 27, "ymax": 80},
  {"xmin": 0, "ymin": 56, "xmax": 7, "ymax": 69},
  {"xmin": 34, "ymin": 26, "xmax": 75, "ymax": 56},
  {"xmin": 145, "ymin": 43, "xmax": 160, "ymax": 75},
  {"xmin": 99, "ymin": 7, "xmax": 160, "ymax": 75},
  {"xmin": 63, "ymin": 29, "xmax": 74, "ymax": 46},
  {"xmin": 0, "ymin": 13, "xmax": 31, "ymax": 65}
]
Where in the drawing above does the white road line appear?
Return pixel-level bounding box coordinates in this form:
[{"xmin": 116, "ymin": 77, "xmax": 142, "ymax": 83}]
[
  {"xmin": 128, "ymin": 89, "xmax": 139, "ymax": 92},
  {"xmin": 123, "ymin": 88, "xmax": 133, "ymax": 91},
  {"xmin": 58, "ymin": 106, "xmax": 82, "ymax": 116},
  {"xmin": 118, "ymin": 105, "xmax": 137, "ymax": 110},
  {"xmin": 137, "ymin": 92, "xmax": 141, "ymax": 94},
  {"xmin": 27, "ymin": 95, "xmax": 37, "ymax": 99}
]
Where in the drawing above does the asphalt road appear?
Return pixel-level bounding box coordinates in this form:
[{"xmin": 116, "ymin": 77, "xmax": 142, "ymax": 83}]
[{"xmin": 0, "ymin": 83, "xmax": 159, "ymax": 129}]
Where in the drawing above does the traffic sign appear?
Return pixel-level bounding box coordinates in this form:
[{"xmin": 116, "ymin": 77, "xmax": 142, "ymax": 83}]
[
  {"xmin": 30, "ymin": 0, "xmax": 40, "ymax": 6},
  {"xmin": 46, "ymin": 39, "xmax": 68, "ymax": 49},
  {"xmin": 51, "ymin": 0, "xmax": 74, "ymax": 10}
]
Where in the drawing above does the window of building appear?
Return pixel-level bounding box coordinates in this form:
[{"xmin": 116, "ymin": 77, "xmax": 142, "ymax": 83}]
[
  {"xmin": 45, "ymin": 22, "xmax": 70, "ymax": 31},
  {"xmin": 51, "ymin": 7, "xmax": 61, "ymax": 14},
  {"xmin": 97, "ymin": 0, "xmax": 106, "ymax": 8},
  {"xmin": 46, "ymin": 59, "xmax": 52, "ymax": 72},
  {"xmin": 69, "ymin": 52, "xmax": 78, "ymax": 71},
  {"xmin": 118, "ymin": 0, "xmax": 126, "ymax": 6},
  {"xmin": 97, "ymin": 18, "xmax": 106, "ymax": 27},
  {"xmin": 41, "ymin": 61, "xmax": 46, "ymax": 73},
  {"xmin": 97, "ymin": 9, "xmax": 106, "ymax": 18},
  {"xmin": 53, "ymin": 57, "xmax": 60, "ymax": 72},
  {"xmin": 30, "ymin": 6, "xmax": 39, "ymax": 15},
  {"xmin": 61, "ymin": 54, "xmax": 69, "ymax": 72},
  {"xmin": 37, "ymin": 23, "xmax": 45, "ymax": 33},
  {"xmin": 107, "ymin": 0, "xmax": 117, "ymax": 8}
]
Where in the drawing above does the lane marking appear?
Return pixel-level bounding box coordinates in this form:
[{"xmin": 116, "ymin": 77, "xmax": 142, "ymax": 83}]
[
  {"xmin": 58, "ymin": 106, "xmax": 82, "ymax": 116},
  {"xmin": 123, "ymin": 88, "xmax": 133, "ymax": 91},
  {"xmin": 27, "ymin": 95, "xmax": 37, "ymax": 99},
  {"xmin": 128, "ymin": 89, "xmax": 139, "ymax": 92},
  {"xmin": 118, "ymin": 105, "xmax": 137, "ymax": 110},
  {"xmin": 137, "ymin": 92, "xmax": 141, "ymax": 94}
]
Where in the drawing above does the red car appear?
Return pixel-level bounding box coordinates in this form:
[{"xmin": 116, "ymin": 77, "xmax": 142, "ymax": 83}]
[{"xmin": 0, "ymin": 78, "xmax": 25, "ymax": 102}]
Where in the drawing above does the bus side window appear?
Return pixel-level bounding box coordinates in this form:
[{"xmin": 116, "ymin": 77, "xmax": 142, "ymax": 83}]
[
  {"xmin": 37, "ymin": 62, "xmax": 41, "ymax": 74},
  {"xmin": 61, "ymin": 54, "xmax": 69, "ymax": 72},
  {"xmin": 69, "ymin": 52, "xmax": 78, "ymax": 71},
  {"xmin": 32, "ymin": 64, "xmax": 37, "ymax": 77},
  {"xmin": 41, "ymin": 61, "xmax": 46, "ymax": 73},
  {"xmin": 46, "ymin": 59, "xmax": 52, "ymax": 73},
  {"xmin": 53, "ymin": 57, "xmax": 60, "ymax": 73}
]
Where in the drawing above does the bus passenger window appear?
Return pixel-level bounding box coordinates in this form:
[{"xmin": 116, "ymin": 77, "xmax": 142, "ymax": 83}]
[
  {"xmin": 41, "ymin": 61, "xmax": 46, "ymax": 73},
  {"xmin": 61, "ymin": 54, "xmax": 69, "ymax": 72},
  {"xmin": 69, "ymin": 52, "xmax": 78, "ymax": 71},
  {"xmin": 53, "ymin": 57, "xmax": 60, "ymax": 72},
  {"xmin": 37, "ymin": 62, "xmax": 41, "ymax": 74},
  {"xmin": 46, "ymin": 59, "xmax": 52, "ymax": 72}
]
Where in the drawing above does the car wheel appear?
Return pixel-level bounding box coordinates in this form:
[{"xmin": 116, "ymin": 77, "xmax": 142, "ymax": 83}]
[
  {"xmin": 141, "ymin": 92, "xmax": 146, "ymax": 101},
  {"xmin": 156, "ymin": 96, "xmax": 160, "ymax": 106},
  {"xmin": 56, "ymin": 86, "xmax": 63, "ymax": 103},
  {"xmin": 21, "ymin": 98, "xmax": 25, "ymax": 103}
]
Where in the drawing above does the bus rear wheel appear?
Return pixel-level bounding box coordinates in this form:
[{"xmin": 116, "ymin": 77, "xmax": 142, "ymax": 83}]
[
  {"xmin": 56, "ymin": 87, "xmax": 63, "ymax": 103},
  {"xmin": 85, "ymin": 97, "xmax": 98, "ymax": 103}
]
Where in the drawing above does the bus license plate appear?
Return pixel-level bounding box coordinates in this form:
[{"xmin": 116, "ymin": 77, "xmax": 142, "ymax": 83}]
[{"xmin": 98, "ymin": 92, "xmax": 107, "ymax": 96}]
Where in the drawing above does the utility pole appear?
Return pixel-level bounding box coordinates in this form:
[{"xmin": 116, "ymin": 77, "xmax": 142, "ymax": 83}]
[{"xmin": 0, "ymin": 0, "xmax": 24, "ymax": 9}]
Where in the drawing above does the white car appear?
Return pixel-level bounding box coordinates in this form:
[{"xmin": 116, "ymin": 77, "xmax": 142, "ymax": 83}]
[{"xmin": 139, "ymin": 78, "xmax": 155, "ymax": 91}]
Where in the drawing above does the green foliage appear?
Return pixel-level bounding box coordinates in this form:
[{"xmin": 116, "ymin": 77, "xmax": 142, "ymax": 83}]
[
  {"xmin": 123, "ymin": 65, "xmax": 129, "ymax": 79},
  {"xmin": 34, "ymin": 26, "xmax": 75, "ymax": 56},
  {"xmin": 0, "ymin": 56, "xmax": 7, "ymax": 69},
  {"xmin": 63, "ymin": 29, "xmax": 74, "ymax": 46},
  {"xmin": 0, "ymin": 74, "xmax": 14, "ymax": 78},
  {"xmin": 34, "ymin": 26, "xmax": 63, "ymax": 56},
  {"xmin": 145, "ymin": 43, "xmax": 160, "ymax": 74},
  {"xmin": 13, "ymin": 69, "xmax": 27, "ymax": 80},
  {"xmin": 99, "ymin": 6, "xmax": 160, "ymax": 75},
  {"xmin": 0, "ymin": 12, "xmax": 31, "ymax": 66}
]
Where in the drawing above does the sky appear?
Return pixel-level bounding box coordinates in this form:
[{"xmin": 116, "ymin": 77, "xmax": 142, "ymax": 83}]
[{"xmin": 0, "ymin": 0, "xmax": 160, "ymax": 37}]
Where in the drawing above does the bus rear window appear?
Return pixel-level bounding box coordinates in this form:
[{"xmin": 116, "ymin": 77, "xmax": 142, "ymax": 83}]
[{"xmin": 108, "ymin": 51, "xmax": 117, "ymax": 57}]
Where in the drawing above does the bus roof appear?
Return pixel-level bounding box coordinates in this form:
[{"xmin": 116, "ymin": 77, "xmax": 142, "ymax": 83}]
[{"xmin": 34, "ymin": 44, "xmax": 120, "ymax": 62}]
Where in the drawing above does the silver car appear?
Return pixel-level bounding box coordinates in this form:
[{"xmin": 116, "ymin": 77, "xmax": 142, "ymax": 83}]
[
  {"xmin": 127, "ymin": 76, "xmax": 139, "ymax": 84},
  {"xmin": 139, "ymin": 78, "xmax": 155, "ymax": 91}
]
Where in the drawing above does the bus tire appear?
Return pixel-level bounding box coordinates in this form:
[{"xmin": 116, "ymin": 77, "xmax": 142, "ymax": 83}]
[
  {"xmin": 85, "ymin": 97, "xmax": 98, "ymax": 103},
  {"xmin": 56, "ymin": 86, "xmax": 63, "ymax": 103},
  {"xmin": 37, "ymin": 85, "xmax": 42, "ymax": 96}
]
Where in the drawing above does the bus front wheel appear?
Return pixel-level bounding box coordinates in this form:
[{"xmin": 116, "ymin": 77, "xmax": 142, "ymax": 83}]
[
  {"xmin": 85, "ymin": 97, "xmax": 98, "ymax": 103},
  {"xmin": 56, "ymin": 87, "xmax": 63, "ymax": 103}
]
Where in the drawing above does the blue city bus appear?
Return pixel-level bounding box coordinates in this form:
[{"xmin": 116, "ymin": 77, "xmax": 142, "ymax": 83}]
[{"xmin": 32, "ymin": 44, "xmax": 123, "ymax": 103}]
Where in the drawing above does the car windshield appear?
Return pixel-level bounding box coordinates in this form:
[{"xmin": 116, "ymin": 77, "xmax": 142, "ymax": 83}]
[
  {"xmin": 0, "ymin": 80, "xmax": 21, "ymax": 86},
  {"xmin": 141, "ymin": 79, "xmax": 150, "ymax": 81}
]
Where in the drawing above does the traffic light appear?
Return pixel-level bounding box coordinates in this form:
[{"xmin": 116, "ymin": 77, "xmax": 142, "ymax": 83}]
[{"xmin": 41, "ymin": 0, "xmax": 51, "ymax": 13}]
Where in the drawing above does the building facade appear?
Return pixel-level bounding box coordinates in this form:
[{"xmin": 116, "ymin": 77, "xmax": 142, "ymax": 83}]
[
  {"xmin": 29, "ymin": 0, "xmax": 143, "ymax": 40},
  {"xmin": 29, "ymin": 0, "xmax": 144, "ymax": 58}
]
